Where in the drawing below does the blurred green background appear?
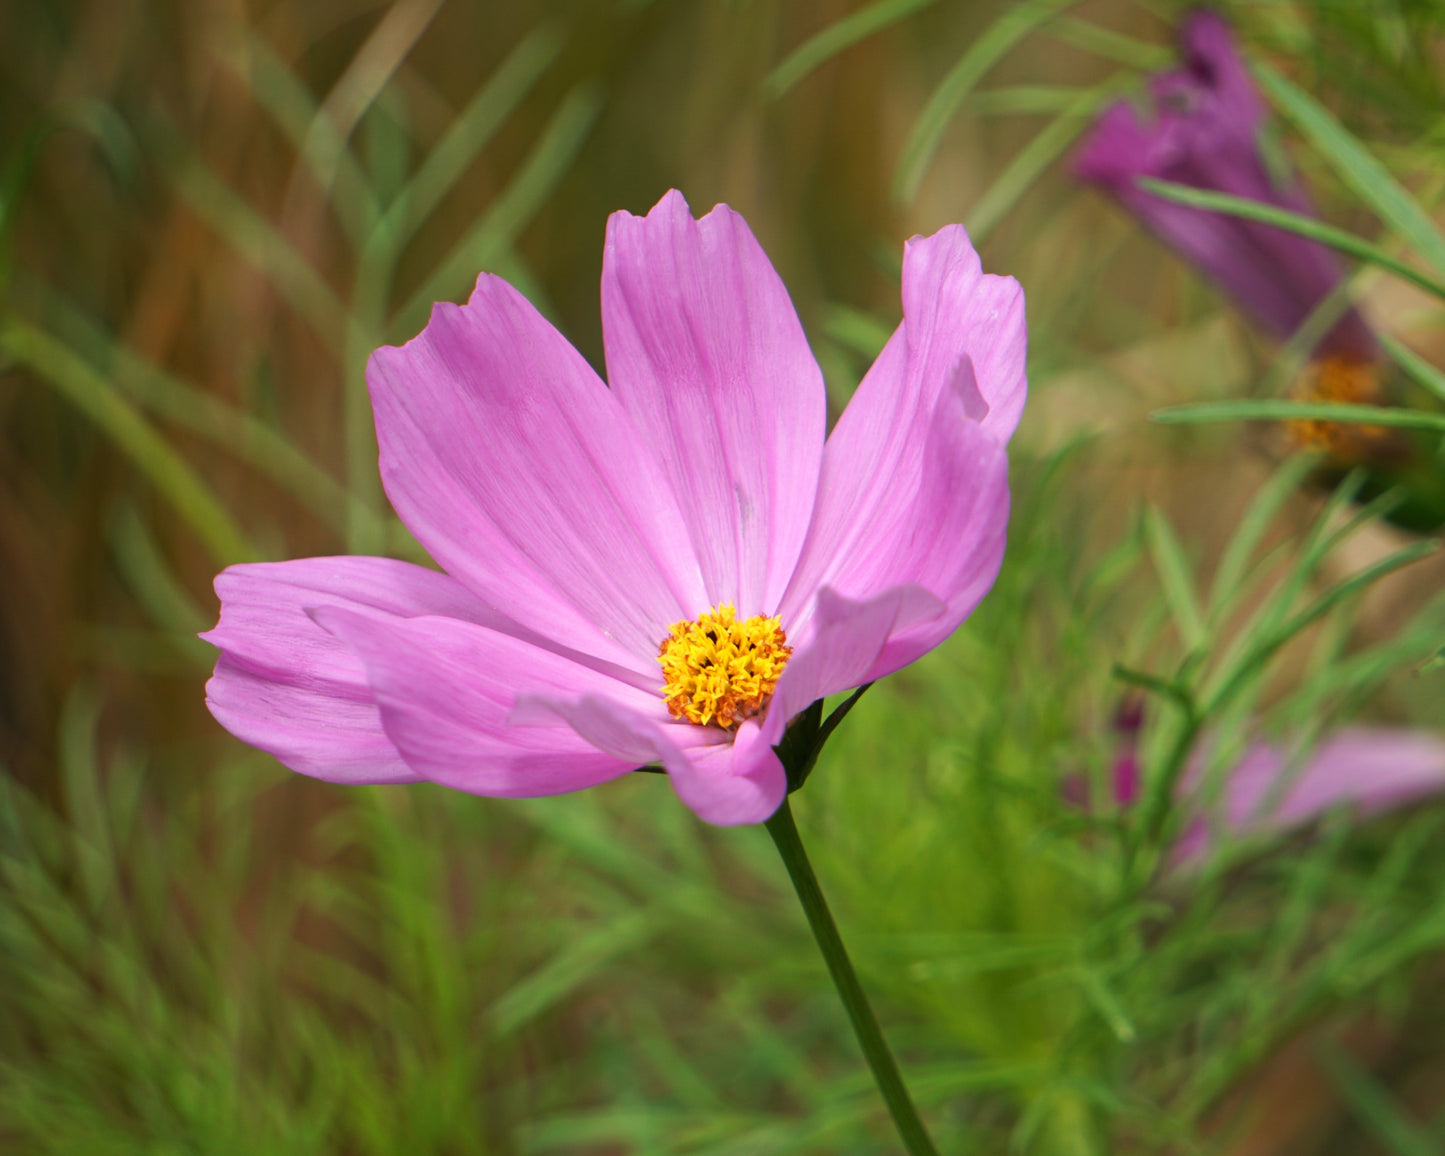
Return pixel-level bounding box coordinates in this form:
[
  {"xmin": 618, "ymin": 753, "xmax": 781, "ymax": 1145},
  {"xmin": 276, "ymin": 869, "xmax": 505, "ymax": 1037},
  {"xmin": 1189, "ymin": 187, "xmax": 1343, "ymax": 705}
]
[{"xmin": 4, "ymin": 0, "xmax": 1445, "ymax": 1151}]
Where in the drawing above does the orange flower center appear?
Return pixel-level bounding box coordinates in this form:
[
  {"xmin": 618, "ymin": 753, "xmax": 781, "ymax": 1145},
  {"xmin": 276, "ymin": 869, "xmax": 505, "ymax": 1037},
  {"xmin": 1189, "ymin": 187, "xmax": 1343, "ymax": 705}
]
[
  {"xmin": 1286, "ymin": 355, "xmax": 1385, "ymax": 459},
  {"xmin": 658, "ymin": 604, "xmax": 791, "ymax": 729}
]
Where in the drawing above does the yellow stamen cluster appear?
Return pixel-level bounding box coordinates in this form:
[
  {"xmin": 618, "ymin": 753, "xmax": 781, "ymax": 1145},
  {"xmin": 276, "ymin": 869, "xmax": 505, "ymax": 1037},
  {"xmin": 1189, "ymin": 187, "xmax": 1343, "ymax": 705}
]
[
  {"xmin": 1287, "ymin": 355, "xmax": 1386, "ymax": 459},
  {"xmin": 658, "ymin": 603, "xmax": 791, "ymax": 729}
]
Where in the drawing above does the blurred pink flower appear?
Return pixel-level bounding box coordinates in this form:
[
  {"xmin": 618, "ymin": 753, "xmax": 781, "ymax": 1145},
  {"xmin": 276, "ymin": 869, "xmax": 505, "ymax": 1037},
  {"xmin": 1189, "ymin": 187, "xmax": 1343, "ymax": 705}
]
[
  {"xmin": 1073, "ymin": 705, "xmax": 1445, "ymax": 864},
  {"xmin": 202, "ymin": 190, "xmax": 1026, "ymax": 825},
  {"xmin": 1174, "ymin": 727, "xmax": 1445, "ymax": 864},
  {"xmin": 1074, "ymin": 9, "xmax": 1375, "ymax": 360}
]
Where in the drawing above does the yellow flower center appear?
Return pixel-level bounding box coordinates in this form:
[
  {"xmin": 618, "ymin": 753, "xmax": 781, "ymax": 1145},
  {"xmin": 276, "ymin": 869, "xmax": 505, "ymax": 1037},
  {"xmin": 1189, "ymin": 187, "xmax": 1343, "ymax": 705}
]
[
  {"xmin": 1287, "ymin": 355, "xmax": 1385, "ymax": 459},
  {"xmin": 658, "ymin": 603, "xmax": 792, "ymax": 729}
]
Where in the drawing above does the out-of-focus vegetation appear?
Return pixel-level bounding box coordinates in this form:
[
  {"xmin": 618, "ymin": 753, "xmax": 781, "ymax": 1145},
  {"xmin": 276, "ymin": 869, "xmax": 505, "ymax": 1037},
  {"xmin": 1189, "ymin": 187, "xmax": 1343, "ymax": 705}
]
[{"xmin": 3, "ymin": 0, "xmax": 1445, "ymax": 1152}]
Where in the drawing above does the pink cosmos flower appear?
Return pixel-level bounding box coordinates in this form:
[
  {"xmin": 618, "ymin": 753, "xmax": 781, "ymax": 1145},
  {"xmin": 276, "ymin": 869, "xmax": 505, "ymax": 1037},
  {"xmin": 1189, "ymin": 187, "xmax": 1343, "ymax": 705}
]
[
  {"xmin": 1073, "ymin": 9, "xmax": 1376, "ymax": 361},
  {"xmin": 202, "ymin": 191, "xmax": 1025, "ymax": 825},
  {"xmin": 1072, "ymin": 703, "xmax": 1445, "ymax": 866},
  {"xmin": 1173, "ymin": 727, "xmax": 1445, "ymax": 865}
]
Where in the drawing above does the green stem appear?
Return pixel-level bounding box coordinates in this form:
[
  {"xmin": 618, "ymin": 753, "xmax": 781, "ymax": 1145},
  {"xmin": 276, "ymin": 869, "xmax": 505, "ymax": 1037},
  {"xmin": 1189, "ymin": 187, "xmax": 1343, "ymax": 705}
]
[{"xmin": 764, "ymin": 798, "xmax": 940, "ymax": 1155}]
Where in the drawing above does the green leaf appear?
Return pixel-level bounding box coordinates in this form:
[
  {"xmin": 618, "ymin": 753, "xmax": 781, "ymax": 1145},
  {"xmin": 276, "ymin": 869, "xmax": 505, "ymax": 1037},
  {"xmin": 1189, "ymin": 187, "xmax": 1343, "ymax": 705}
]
[
  {"xmin": 765, "ymin": 0, "xmax": 935, "ymax": 98},
  {"xmin": 1273, "ymin": 537, "xmax": 1439, "ymax": 645},
  {"xmin": 894, "ymin": 0, "xmax": 1081, "ymax": 204},
  {"xmin": 1317, "ymin": 1041, "xmax": 1439, "ymax": 1156},
  {"xmin": 390, "ymin": 23, "xmax": 564, "ymax": 244},
  {"xmin": 0, "ymin": 318, "xmax": 255, "ymax": 565},
  {"xmin": 107, "ymin": 504, "xmax": 213, "ymax": 667},
  {"xmin": 1144, "ymin": 505, "xmax": 1207, "ymax": 654},
  {"xmin": 1152, "ymin": 398, "xmax": 1445, "ymax": 434},
  {"xmin": 299, "ymin": 0, "xmax": 446, "ymax": 200},
  {"xmin": 967, "ymin": 80, "xmax": 1122, "ymax": 242},
  {"xmin": 1380, "ymin": 333, "xmax": 1445, "ymax": 404},
  {"xmin": 968, "ymin": 84, "xmax": 1100, "ymax": 116},
  {"xmin": 171, "ymin": 155, "xmax": 351, "ymax": 349},
  {"xmin": 1042, "ymin": 16, "xmax": 1170, "ymax": 69},
  {"xmin": 1110, "ymin": 664, "xmax": 1195, "ymax": 716},
  {"xmin": 397, "ymin": 85, "xmax": 602, "ymax": 331},
  {"xmin": 1254, "ymin": 61, "xmax": 1445, "ymax": 279},
  {"xmin": 1138, "ymin": 178, "xmax": 1445, "ymax": 301},
  {"xmin": 1208, "ymin": 455, "xmax": 1316, "ymax": 622},
  {"xmin": 24, "ymin": 277, "xmax": 366, "ymax": 538},
  {"xmin": 821, "ymin": 302, "xmax": 893, "ymax": 359},
  {"xmin": 219, "ymin": 28, "xmax": 379, "ymax": 245}
]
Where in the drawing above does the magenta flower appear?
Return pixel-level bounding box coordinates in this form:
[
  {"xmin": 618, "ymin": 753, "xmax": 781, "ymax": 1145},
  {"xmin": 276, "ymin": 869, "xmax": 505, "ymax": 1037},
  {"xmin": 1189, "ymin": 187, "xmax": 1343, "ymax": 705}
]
[
  {"xmin": 202, "ymin": 191, "xmax": 1025, "ymax": 825},
  {"xmin": 1073, "ymin": 9, "xmax": 1375, "ymax": 360},
  {"xmin": 1173, "ymin": 727, "xmax": 1445, "ymax": 864}
]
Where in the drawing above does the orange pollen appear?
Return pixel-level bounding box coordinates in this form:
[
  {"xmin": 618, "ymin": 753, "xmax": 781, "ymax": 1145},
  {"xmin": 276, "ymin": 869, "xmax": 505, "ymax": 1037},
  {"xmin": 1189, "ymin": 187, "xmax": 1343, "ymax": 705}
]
[
  {"xmin": 657, "ymin": 603, "xmax": 792, "ymax": 730},
  {"xmin": 1286, "ymin": 354, "xmax": 1385, "ymax": 459}
]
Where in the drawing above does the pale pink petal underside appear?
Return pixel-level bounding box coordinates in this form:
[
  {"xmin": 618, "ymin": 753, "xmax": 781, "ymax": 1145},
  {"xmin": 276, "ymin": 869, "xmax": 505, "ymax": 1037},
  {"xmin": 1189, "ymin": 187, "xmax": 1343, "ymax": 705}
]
[
  {"xmin": 312, "ymin": 607, "xmax": 666, "ymax": 798},
  {"xmin": 203, "ymin": 556, "xmax": 511, "ymax": 784}
]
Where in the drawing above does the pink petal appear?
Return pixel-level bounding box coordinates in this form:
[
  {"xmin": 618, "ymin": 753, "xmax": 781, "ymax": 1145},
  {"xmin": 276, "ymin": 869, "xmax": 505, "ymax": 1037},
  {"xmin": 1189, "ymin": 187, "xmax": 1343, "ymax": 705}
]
[
  {"xmin": 780, "ymin": 228, "xmax": 1020, "ymax": 633},
  {"xmin": 601, "ymin": 191, "xmax": 827, "ymax": 615},
  {"xmin": 781, "ymin": 356, "xmax": 1011, "ymax": 669},
  {"xmin": 761, "ymin": 586, "xmax": 943, "ymax": 747},
  {"xmin": 312, "ymin": 606, "xmax": 666, "ymax": 798},
  {"xmin": 526, "ymin": 695, "xmax": 786, "ymax": 825},
  {"xmin": 1175, "ymin": 727, "xmax": 1445, "ymax": 864},
  {"xmin": 899, "ymin": 225, "xmax": 1027, "ymax": 445},
  {"xmin": 202, "ymin": 556, "xmax": 500, "ymax": 784},
  {"xmin": 367, "ymin": 274, "xmax": 709, "ymax": 673}
]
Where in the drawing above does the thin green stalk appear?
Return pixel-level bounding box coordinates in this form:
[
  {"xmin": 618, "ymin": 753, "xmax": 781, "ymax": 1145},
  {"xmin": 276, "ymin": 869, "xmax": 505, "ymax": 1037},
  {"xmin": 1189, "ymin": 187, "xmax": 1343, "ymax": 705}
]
[{"xmin": 764, "ymin": 798, "xmax": 940, "ymax": 1156}]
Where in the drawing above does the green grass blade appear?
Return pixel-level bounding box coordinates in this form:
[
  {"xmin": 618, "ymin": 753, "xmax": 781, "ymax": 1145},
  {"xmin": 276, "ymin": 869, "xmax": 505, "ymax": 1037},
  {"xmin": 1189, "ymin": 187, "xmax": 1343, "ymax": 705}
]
[
  {"xmin": 0, "ymin": 123, "xmax": 50, "ymax": 284},
  {"xmin": 393, "ymin": 23, "xmax": 564, "ymax": 243},
  {"xmin": 968, "ymin": 84, "xmax": 1101, "ymax": 116},
  {"xmin": 107, "ymin": 504, "xmax": 214, "ymax": 666},
  {"xmin": 489, "ymin": 909, "xmax": 659, "ymax": 1039},
  {"xmin": 1380, "ymin": 333, "xmax": 1445, "ymax": 404},
  {"xmin": 1274, "ymin": 537, "xmax": 1439, "ymax": 645},
  {"xmin": 1152, "ymin": 399, "xmax": 1445, "ymax": 433},
  {"xmin": 302, "ymin": 0, "xmax": 446, "ymax": 199},
  {"xmin": 1317, "ymin": 1041, "xmax": 1439, "ymax": 1156},
  {"xmin": 967, "ymin": 80, "xmax": 1122, "ymax": 242},
  {"xmin": 1208, "ymin": 455, "xmax": 1316, "ymax": 622},
  {"xmin": 171, "ymin": 156, "xmax": 351, "ymax": 349},
  {"xmin": 1144, "ymin": 505, "xmax": 1207, "ymax": 654},
  {"xmin": 894, "ymin": 0, "xmax": 1080, "ymax": 204},
  {"xmin": 1254, "ymin": 61, "xmax": 1445, "ymax": 279},
  {"xmin": 0, "ymin": 318, "xmax": 255, "ymax": 565},
  {"xmin": 397, "ymin": 84, "xmax": 602, "ymax": 332},
  {"xmin": 821, "ymin": 303, "xmax": 893, "ymax": 360},
  {"xmin": 1042, "ymin": 16, "xmax": 1170, "ymax": 69},
  {"xmin": 1138, "ymin": 178, "xmax": 1445, "ymax": 301},
  {"xmin": 219, "ymin": 28, "xmax": 379, "ymax": 242},
  {"xmin": 24, "ymin": 277, "xmax": 364, "ymax": 537},
  {"xmin": 765, "ymin": 0, "xmax": 936, "ymax": 98}
]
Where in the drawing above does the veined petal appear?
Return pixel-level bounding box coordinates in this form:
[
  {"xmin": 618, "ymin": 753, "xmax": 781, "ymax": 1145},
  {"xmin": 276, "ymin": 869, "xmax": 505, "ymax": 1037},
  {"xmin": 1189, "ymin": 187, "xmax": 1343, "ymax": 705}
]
[
  {"xmin": 207, "ymin": 655, "xmax": 416, "ymax": 784},
  {"xmin": 602, "ymin": 190, "xmax": 827, "ymax": 615},
  {"xmin": 526, "ymin": 694, "xmax": 785, "ymax": 825},
  {"xmin": 894, "ymin": 225, "xmax": 1027, "ymax": 443},
  {"xmin": 761, "ymin": 586, "xmax": 944, "ymax": 748},
  {"xmin": 203, "ymin": 556, "xmax": 500, "ymax": 784},
  {"xmin": 312, "ymin": 607, "xmax": 666, "ymax": 798},
  {"xmin": 782, "ymin": 355, "xmax": 1011, "ymax": 654},
  {"xmin": 367, "ymin": 274, "xmax": 708, "ymax": 673},
  {"xmin": 780, "ymin": 228, "xmax": 1020, "ymax": 627}
]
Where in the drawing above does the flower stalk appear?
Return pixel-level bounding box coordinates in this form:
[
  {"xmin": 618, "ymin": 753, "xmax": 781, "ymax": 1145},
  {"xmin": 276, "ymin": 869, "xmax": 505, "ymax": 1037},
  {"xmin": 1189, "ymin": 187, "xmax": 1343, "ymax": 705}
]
[{"xmin": 764, "ymin": 797, "xmax": 940, "ymax": 1156}]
